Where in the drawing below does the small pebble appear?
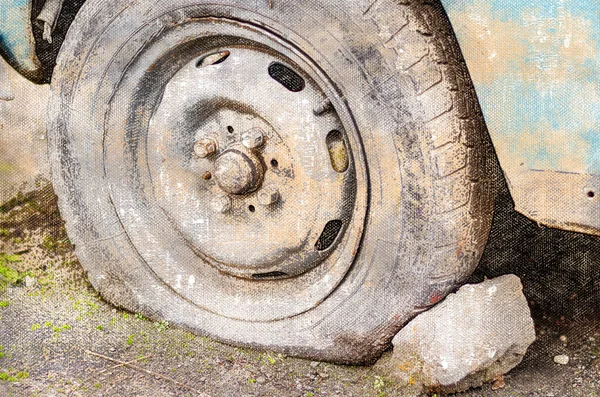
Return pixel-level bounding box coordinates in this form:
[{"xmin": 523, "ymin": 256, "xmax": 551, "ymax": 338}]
[
  {"xmin": 491, "ymin": 375, "xmax": 505, "ymax": 390},
  {"xmin": 554, "ymin": 354, "xmax": 569, "ymax": 365},
  {"xmin": 559, "ymin": 335, "xmax": 567, "ymax": 343},
  {"xmin": 256, "ymin": 376, "xmax": 266, "ymax": 384},
  {"xmin": 310, "ymin": 361, "xmax": 320, "ymax": 368},
  {"xmin": 24, "ymin": 275, "xmax": 37, "ymax": 288}
]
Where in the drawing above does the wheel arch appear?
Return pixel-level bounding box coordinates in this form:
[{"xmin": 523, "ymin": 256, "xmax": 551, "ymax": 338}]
[{"xmin": 443, "ymin": 0, "xmax": 600, "ymax": 236}]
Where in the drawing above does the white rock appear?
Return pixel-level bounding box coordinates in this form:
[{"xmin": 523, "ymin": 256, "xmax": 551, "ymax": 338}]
[
  {"xmin": 389, "ymin": 274, "xmax": 536, "ymax": 394},
  {"xmin": 553, "ymin": 354, "xmax": 569, "ymax": 365},
  {"xmin": 24, "ymin": 275, "xmax": 37, "ymax": 288}
]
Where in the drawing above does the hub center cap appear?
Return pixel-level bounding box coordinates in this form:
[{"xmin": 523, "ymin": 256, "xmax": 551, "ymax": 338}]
[{"xmin": 214, "ymin": 147, "xmax": 264, "ymax": 195}]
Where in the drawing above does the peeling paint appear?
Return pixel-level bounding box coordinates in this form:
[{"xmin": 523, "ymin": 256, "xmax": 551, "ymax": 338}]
[
  {"xmin": 0, "ymin": 0, "xmax": 43, "ymax": 80},
  {"xmin": 444, "ymin": 0, "xmax": 600, "ymax": 174}
]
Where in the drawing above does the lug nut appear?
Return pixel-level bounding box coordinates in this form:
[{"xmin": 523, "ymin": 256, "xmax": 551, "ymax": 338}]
[
  {"xmin": 241, "ymin": 128, "xmax": 265, "ymax": 149},
  {"xmin": 194, "ymin": 138, "xmax": 218, "ymax": 158},
  {"xmin": 211, "ymin": 195, "xmax": 232, "ymax": 213},
  {"xmin": 257, "ymin": 185, "xmax": 280, "ymax": 206}
]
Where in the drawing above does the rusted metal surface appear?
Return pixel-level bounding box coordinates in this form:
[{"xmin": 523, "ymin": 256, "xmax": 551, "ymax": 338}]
[
  {"xmin": 443, "ymin": 0, "xmax": 600, "ymax": 234},
  {"xmin": 0, "ymin": 0, "xmax": 43, "ymax": 82},
  {"xmin": 146, "ymin": 41, "xmax": 362, "ymax": 287}
]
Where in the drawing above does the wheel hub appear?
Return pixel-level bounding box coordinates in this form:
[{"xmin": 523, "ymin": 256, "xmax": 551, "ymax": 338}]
[{"xmin": 214, "ymin": 147, "xmax": 264, "ymax": 195}]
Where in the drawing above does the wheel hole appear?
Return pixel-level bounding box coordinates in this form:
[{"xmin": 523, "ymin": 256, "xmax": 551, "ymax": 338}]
[
  {"xmin": 270, "ymin": 159, "xmax": 279, "ymax": 168},
  {"xmin": 197, "ymin": 50, "xmax": 230, "ymax": 67},
  {"xmin": 315, "ymin": 220, "xmax": 343, "ymax": 251},
  {"xmin": 326, "ymin": 130, "xmax": 349, "ymax": 173},
  {"xmin": 252, "ymin": 271, "xmax": 287, "ymax": 279},
  {"xmin": 227, "ymin": 126, "xmax": 234, "ymax": 134},
  {"xmin": 268, "ymin": 62, "xmax": 305, "ymax": 92},
  {"xmin": 248, "ymin": 205, "xmax": 256, "ymax": 212},
  {"xmin": 588, "ymin": 190, "xmax": 595, "ymax": 198}
]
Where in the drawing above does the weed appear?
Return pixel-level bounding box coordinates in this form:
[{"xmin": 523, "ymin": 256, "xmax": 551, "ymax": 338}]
[
  {"xmin": 0, "ymin": 253, "xmax": 23, "ymax": 286},
  {"xmin": 154, "ymin": 320, "xmax": 170, "ymax": 332},
  {"xmin": 0, "ymin": 370, "xmax": 29, "ymax": 382},
  {"xmin": 127, "ymin": 334, "xmax": 135, "ymax": 346},
  {"xmin": 96, "ymin": 325, "xmax": 104, "ymax": 331},
  {"xmin": 0, "ymin": 345, "xmax": 4, "ymax": 359},
  {"xmin": 73, "ymin": 299, "xmax": 99, "ymax": 318},
  {"xmin": 0, "ymin": 301, "xmax": 8, "ymax": 307},
  {"xmin": 30, "ymin": 323, "xmax": 41, "ymax": 331},
  {"xmin": 374, "ymin": 375, "xmax": 386, "ymax": 396},
  {"xmin": 41, "ymin": 235, "xmax": 60, "ymax": 253},
  {"xmin": 135, "ymin": 313, "xmax": 147, "ymax": 321}
]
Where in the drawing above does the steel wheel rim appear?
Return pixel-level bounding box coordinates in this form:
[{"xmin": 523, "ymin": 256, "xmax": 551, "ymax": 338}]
[{"xmin": 103, "ymin": 15, "xmax": 369, "ymax": 321}]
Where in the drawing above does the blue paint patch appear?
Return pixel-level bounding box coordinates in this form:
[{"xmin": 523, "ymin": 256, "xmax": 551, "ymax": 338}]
[
  {"xmin": 0, "ymin": 0, "xmax": 41, "ymax": 77},
  {"xmin": 443, "ymin": 0, "xmax": 600, "ymax": 174}
]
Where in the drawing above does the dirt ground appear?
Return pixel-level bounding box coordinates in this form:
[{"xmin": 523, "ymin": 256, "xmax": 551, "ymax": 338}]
[{"xmin": 1, "ymin": 183, "xmax": 600, "ymax": 397}]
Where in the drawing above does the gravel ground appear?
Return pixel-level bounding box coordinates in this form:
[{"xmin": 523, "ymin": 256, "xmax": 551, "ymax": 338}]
[{"xmin": 0, "ymin": 183, "xmax": 600, "ymax": 397}]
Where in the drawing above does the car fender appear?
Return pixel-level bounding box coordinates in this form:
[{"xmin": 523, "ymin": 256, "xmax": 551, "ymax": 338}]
[
  {"xmin": 443, "ymin": 0, "xmax": 600, "ymax": 235},
  {"xmin": 0, "ymin": 0, "xmax": 43, "ymax": 82}
]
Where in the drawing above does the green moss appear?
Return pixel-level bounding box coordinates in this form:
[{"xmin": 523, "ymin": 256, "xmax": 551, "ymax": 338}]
[
  {"xmin": 30, "ymin": 323, "xmax": 41, "ymax": 331},
  {"xmin": 96, "ymin": 325, "xmax": 104, "ymax": 331},
  {"xmin": 41, "ymin": 235, "xmax": 60, "ymax": 253},
  {"xmin": 153, "ymin": 320, "xmax": 169, "ymax": 332},
  {"xmin": 0, "ymin": 162, "xmax": 15, "ymax": 172},
  {"xmin": 0, "ymin": 192, "xmax": 32, "ymax": 213},
  {"xmin": 0, "ymin": 345, "xmax": 4, "ymax": 359},
  {"xmin": 73, "ymin": 299, "xmax": 99, "ymax": 317},
  {"xmin": 0, "ymin": 370, "xmax": 29, "ymax": 382},
  {"xmin": 0, "ymin": 253, "xmax": 24, "ymax": 286},
  {"xmin": 0, "ymin": 301, "xmax": 9, "ymax": 307},
  {"xmin": 127, "ymin": 334, "xmax": 135, "ymax": 346}
]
